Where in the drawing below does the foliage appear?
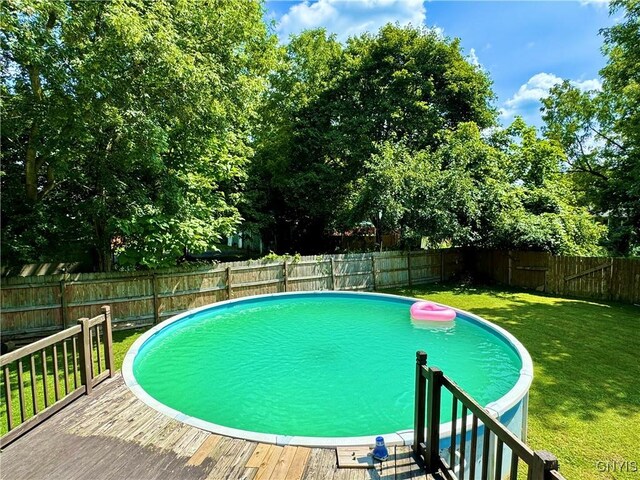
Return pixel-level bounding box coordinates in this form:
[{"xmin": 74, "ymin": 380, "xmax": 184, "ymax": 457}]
[
  {"xmin": 248, "ymin": 25, "xmax": 496, "ymax": 252},
  {"xmin": 542, "ymin": 0, "xmax": 640, "ymax": 255},
  {"xmin": 1, "ymin": 0, "xmax": 276, "ymax": 270},
  {"xmin": 260, "ymin": 251, "xmax": 302, "ymax": 263},
  {"xmin": 347, "ymin": 120, "xmax": 605, "ymax": 255}
]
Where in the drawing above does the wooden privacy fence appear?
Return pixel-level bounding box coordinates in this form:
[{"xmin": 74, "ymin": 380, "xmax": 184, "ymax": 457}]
[
  {"xmin": 470, "ymin": 250, "xmax": 640, "ymax": 304},
  {"xmin": 413, "ymin": 351, "xmax": 565, "ymax": 480},
  {"xmin": 1, "ymin": 250, "xmax": 462, "ymax": 341},
  {"xmin": 1, "ymin": 306, "xmax": 114, "ymax": 447}
]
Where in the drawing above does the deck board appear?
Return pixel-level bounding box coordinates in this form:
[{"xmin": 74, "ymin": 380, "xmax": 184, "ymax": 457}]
[{"xmin": 0, "ymin": 374, "xmax": 428, "ymax": 480}]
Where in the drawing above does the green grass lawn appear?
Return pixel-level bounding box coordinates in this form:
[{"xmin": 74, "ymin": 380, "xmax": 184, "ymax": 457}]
[
  {"xmin": 385, "ymin": 284, "xmax": 640, "ymax": 480},
  {"xmin": 2, "ymin": 286, "xmax": 638, "ymax": 479}
]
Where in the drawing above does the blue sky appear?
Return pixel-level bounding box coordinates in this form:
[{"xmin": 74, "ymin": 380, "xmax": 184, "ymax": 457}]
[{"xmin": 265, "ymin": 1, "xmax": 615, "ymax": 128}]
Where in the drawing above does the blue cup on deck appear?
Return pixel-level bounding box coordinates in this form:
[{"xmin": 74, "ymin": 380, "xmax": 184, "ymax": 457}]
[{"xmin": 372, "ymin": 436, "xmax": 389, "ymax": 461}]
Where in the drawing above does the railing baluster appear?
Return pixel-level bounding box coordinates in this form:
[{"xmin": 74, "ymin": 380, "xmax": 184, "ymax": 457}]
[
  {"xmin": 30, "ymin": 354, "xmax": 38, "ymax": 415},
  {"xmin": 481, "ymin": 428, "xmax": 491, "ymax": 480},
  {"xmin": 510, "ymin": 450, "xmax": 519, "ymax": 479},
  {"xmin": 17, "ymin": 360, "xmax": 26, "ymax": 423},
  {"xmin": 450, "ymin": 396, "xmax": 458, "ymax": 470},
  {"xmin": 494, "ymin": 439, "xmax": 504, "ymax": 480},
  {"xmin": 72, "ymin": 336, "xmax": 79, "ymax": 389},
  {"xmin": 52, "ymin": 344, "xmax": 60, "ymax": 401},
  {"xmin": 62, "ymin": 340, "xmax": 70, "ymax": 395},
  {"xmin": 460, "ymin": 405, "xmax": 468, "ymax": 480},
  {"xmin": 95, "ymin": 325, "xmax": 102, "ymax": 374},
  {"xmin": 41, "ymin": 349, "xmax": 49, "ymax": 407},
  {"xmin": 3, "ymin": 365, "xmax": 13, "ymax": 431},
  {"xmin": 469, "ymin": 415, "xmax": 478, "ymax": 479}
]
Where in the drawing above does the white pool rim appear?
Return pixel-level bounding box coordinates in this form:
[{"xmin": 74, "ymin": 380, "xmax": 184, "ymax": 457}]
[{"xmin": 122, "ymin": 290, "xmax": 534, "ymax": 448}]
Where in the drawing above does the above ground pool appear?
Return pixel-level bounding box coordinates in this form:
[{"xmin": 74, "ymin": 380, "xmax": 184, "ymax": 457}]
[{"xmin": 123, "ymin": 292, "xmax": 532, "ymax": 447}]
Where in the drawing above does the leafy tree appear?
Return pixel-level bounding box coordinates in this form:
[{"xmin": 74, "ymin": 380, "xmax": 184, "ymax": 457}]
[
  {"xmin": 1, "ymin": 0, "xmax": 276, "ymax": 270},
  {"xmin": 542, "ymin": 0, "xmax": 640, "ymax": 255},
  {"xmin": 251, "ymin": 24, "xmax": 496, "ymax": 252},
  {"xmin": 244, "ymin": 29, "xmax": 344, "ymax": 251},
  {"xmin": 348, "ymin": 121, "xmax": 605, "ymax": 255}
]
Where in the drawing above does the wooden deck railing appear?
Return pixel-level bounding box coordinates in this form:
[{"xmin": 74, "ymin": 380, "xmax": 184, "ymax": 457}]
[
  {"xmin": 413, "ymin": 351, "xmax": 566, "ymax": 480},
  {"xmin": 0, "ymin": 306, "xmax": 114, "ymax": 447}
]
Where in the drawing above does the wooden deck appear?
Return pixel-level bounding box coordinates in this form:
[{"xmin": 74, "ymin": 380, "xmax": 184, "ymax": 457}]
[{"xmin": 0, "ymin": 374, "xmax": 430, "ymax": 480}]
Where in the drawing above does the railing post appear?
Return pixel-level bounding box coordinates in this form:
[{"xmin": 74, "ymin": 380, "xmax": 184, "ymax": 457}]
[
  {"xmin": 425, "ymin": 366, "xmax": 443, "ymax": 473},
  {"xmin": 535, "ymin": 450, "xmax": 560, "ymax": 480},
  {"xmin": 413, "ymin": 351, "xmax": 427, "ymax": 457},
  {"xmin": 101, "ymin": 306, "xmax": 115, "ymax": 378},
  {"xmin": 77, "ymin": 317, "xmax": 92, "ymax": 395}
]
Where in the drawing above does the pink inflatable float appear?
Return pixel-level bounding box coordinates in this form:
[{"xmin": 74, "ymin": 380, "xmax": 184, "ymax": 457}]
[{"xmin": 410, "ymin": 301, "xmax": 456, "ymax": 322}]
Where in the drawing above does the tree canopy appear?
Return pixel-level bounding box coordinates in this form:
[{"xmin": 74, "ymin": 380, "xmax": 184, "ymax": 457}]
[
  {"xmin": 248, "ymin": 25, "xmax": 497, "ymax": 252},
  {"xmin": 542, "ymin": 0, "xmax": 640, "ymax": 255},
  {"xmin": 1, "ymin": 0, "xmax": 276, "ymax": 269},
  {"xmin": 2, "ymin": 2, "xmax": 633, "ymax": 272}
]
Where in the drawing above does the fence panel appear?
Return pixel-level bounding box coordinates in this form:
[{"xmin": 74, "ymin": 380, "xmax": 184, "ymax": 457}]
[
  {"xmin": 611, "ymin": 257, "xmax": 640, "ymax": 304},
  {"xmin": 375, "ymin": 252, "xmax": 408, "ymax": 288},
  {"xmin": 511, "ymin": 251, "xmax": 549, "ymax": 291},
  {"xmin": 332, "ymin": 253, "xmax": 374, "ymax": 291},
  {"xmin": 470, "ymin": 250, "xmax": 639, "ymax": 304},
  {"xmin": 3, "ymin": 248, "xmax": 634, "ymax": 341},
  {"xmin": 287, "ymin": 258, "xmax": 332, "ymax": 292},
  {"xmin": 0, "ymin": 283, "xmax": 63, "ymax": 337}
]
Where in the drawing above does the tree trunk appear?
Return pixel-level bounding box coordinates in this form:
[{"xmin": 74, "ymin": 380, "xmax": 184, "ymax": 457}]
[
  {"xmin": 25, "ymin": 123, "xmax": 40, "ymax": 202},
  {"xmin": 93, "ymin": 219, "xmax": 113, "ymax": 272},
  {"xmin": 24, "ymin": 12, "xmax": 57, "ymax": 203}
]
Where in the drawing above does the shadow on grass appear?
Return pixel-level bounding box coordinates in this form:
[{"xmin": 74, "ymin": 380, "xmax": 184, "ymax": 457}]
[{"xmin": 387, "ymin": 283, "xmax": 640, "ymax": 426}]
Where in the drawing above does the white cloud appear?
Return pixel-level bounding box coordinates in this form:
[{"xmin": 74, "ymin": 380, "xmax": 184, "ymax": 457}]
[
  {"xmin": 580, "ymin": 0, "xmax": 609, "ymax": 7},
  {"xmin": 468, "ymin": 48, "xmax": 480, "ymax": 67},
  {"xmin": 500, "ymin": 72, "xmax": 602, "ymax": 124},
  {"xmin": 277, "ymin": 0, "xmax": 426, "ymax": 42}
]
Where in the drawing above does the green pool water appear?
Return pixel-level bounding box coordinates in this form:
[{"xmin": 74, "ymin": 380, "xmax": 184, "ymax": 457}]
[{"xmin": 132, "ymin": 293, "xmax": 521, "ymax": 438}]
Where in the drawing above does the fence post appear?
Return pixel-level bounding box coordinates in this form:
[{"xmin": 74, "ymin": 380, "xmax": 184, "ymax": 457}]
[
  {"xmin": 440, "ymin": 250, "xmax": 445, "ymax": 282},
  {"xmin": 226, "ymin": 266, "xmax": 232, "ymax": 299},
  {"xmin": 101, "ymin": 306, "xmax": 115, "ymax": 378},
  {"xmin": 152, "ymin": 273, "xmax": 160, "ymax": 324},
  {"xmin": 371, "ymin": 256, "xmax": 377, "ymax": 291},
  {"xmin": 407, "ymin": 251, "xmax": 413, "ymax": 287},
  {"xmin": 330, "ymin": 257, "xmax": 336, "ymax": 290},
  {"xmin": 413, "ymin": 351, "xmax": 427, "ymax": 457},
  {"xmin": 60, "ymin": 278, "xmax": 68, "ymax": 329},
  {"xmin": 283, "ymin": 261, "xmax": 288, "ymax": 292},
  {"xmin": 425, "ymin": 367, "xmax": 443, "ymax": 473},
  {"xmin": 77, "ymin": 317, "xmax": 92, "ymax": 395},
  {"xmin": 608, "ymin": 258, "xmax": 614, "ymax": 301}
]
